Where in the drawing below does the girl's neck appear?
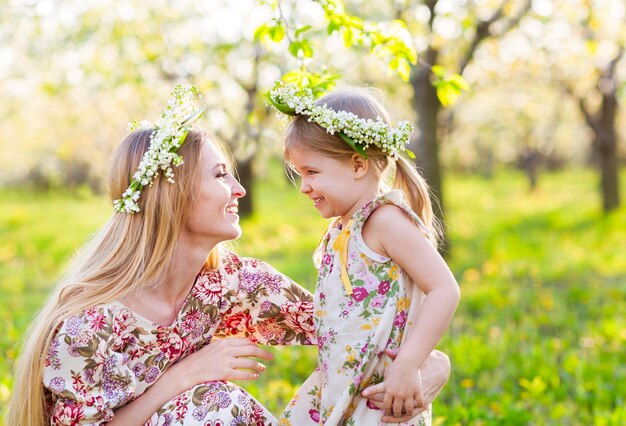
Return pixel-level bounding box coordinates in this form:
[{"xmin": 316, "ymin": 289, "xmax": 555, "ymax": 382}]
[{"xmin": 339, "ymin": 184, "xmax": 382, "ymax": 227}]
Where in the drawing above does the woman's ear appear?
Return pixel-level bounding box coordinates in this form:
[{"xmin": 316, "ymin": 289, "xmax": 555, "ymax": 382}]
[{"xmin": 351, "ymin": 153, "xmax": 369, "ymax": 178}]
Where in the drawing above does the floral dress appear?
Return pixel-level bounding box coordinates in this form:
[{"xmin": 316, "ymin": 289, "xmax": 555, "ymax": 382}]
[
  {"xmin": 43, "ymin": 250, "xmax": 316, "ymax": 426},
  {"xmin": 280, "ymin": 191, "xmax": 432, "ymax": 426}
]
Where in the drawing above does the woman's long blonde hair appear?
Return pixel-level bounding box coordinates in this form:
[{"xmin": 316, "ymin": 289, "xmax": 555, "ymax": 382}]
[
  {"xmin": 284, "ymin": 88, "xmax": 442, "ymax": 247},
  {"xmin": 7, "ymin": 128, "xmax": 220, "ymax": 425}
]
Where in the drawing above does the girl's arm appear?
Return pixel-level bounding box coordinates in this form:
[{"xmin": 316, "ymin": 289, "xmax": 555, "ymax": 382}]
[{"xmin": 362, "ymin": 204, "xmax": 460, "ymax": 417}]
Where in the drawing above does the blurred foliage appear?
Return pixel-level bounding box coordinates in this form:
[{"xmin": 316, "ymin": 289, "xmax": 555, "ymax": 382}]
[
  {"xmin": 2, "ymin": 167, "xmax": 626, "ymax": 424},
  {"xmin": 1, "ymin": 0, "xmax": 624, "ymax": 196},
  {"xmin": 1, "ymin": 1, "xmax": 625, "ymax": 421},
  {"xmin": 255, "ymin": 0, "xmax": 467, "ymax": 100}
]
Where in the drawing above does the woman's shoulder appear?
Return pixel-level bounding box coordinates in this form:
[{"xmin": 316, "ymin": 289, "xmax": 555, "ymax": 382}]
[
  {"xmin": 50, "ymin": 303, "xmax": 148, "ymax": 358},
  {"xmin": 216, "ymin": 249, "xmax": 281, "ymax": 277}
]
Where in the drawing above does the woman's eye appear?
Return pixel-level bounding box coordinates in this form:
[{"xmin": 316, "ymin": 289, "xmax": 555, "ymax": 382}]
[{"xmin": 216, "ymin": 172, "xmax": 228, "ymax": 179}]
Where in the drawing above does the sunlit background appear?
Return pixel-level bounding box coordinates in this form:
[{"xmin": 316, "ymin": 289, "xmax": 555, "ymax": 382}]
[{"xmin": 1, "ymin": 0, "xmax": 625, "ymax": 424}]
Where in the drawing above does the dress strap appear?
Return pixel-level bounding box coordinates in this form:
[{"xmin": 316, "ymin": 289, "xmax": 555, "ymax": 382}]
[{"xmin": 331, "ymin": 220, "xmax": 354, "ymax": 295}]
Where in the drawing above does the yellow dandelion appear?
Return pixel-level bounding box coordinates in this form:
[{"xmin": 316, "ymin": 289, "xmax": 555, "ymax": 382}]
[{"xmin": 461, "ymin": 378, "xmax": 474, "ymax": 389}]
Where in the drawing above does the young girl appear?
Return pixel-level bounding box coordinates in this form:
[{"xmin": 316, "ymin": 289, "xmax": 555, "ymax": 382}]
[{"xmin": 266, "ymin": 84, "xmax": 461, "ymax": 425}]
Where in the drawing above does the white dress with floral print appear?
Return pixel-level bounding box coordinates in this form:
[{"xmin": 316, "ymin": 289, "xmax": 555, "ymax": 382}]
[
  {"xmin": 43, "ymin": 251, "xmax": 316, "ymax": 426},
  {"xmin": 280, "ymin": 191, "xmax": 432, "ymax": 426}
]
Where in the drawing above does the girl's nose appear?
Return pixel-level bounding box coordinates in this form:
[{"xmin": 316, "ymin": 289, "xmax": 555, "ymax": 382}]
[{"xmin": 300, "ymin": 178, "xmax": 311, "ymax": 194}]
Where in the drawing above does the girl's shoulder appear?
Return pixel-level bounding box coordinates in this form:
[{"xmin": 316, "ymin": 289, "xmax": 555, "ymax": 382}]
[{"xmin": 351, "ymin": 190, "xmax": 425, "ymax": 233}]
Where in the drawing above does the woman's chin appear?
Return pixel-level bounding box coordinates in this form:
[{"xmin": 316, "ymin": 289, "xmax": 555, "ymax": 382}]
[{"xmin": 227, "ymin": 226, "xmax": 243, "ymax": 241}]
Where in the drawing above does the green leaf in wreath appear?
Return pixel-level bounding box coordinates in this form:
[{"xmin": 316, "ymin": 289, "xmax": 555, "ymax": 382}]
[
  {"xmin": 339, "ymin": 133, "xmax": 368, "ymax": 158},
  {"xmin": 264, "ymin": 92, "xmax": 296, "ymax": 116}
]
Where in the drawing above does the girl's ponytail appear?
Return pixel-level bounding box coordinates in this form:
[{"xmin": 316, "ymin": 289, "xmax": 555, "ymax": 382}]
[{"xmin": 393, "ymin": 156, "xmax": 442, "ymax": 248}]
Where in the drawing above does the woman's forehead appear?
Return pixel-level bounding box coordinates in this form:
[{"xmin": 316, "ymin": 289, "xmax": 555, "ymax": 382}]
[{"xmin": 201, "ymin": 141, "xmax": 232, "ymax": 171}]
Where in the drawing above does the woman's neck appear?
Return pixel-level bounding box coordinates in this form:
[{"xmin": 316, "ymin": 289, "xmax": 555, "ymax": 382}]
[
  {"xmin": 158, "ymin": 232, "xmax": 216, "ymax": 302},
  {"xmin": 122, "ymin": 232, "xmax": 216, "ymax": 325}
]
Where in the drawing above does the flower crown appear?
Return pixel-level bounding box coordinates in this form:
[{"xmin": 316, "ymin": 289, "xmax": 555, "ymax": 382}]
[
  {"xmin": 113, "ymin": 84, "xmax": 205, "ymax": 213},
  {"xmin": 265, "ymin": 82, "xmax": 414, "ymax": 159}
]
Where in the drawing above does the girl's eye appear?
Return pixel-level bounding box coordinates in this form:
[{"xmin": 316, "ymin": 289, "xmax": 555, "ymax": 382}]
[
  {"xmin": 307, "ymin": 170, "xmax": 317, "ymax": 175},
  {"xmin": 216, "ymin": 172, "xmax": 228, "ymax": 179}
]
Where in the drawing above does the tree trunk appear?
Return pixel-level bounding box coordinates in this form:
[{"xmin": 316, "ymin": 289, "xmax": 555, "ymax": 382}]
[
  {"xmin": 597, "ymin": 92, "xmax": 621, "ymax": 212},
  {"xmin": 236, "ymin": 157, "xmax": 254, "ymax": 217},
  {"xmin": 409, "ymin": 48, "xmax": 449, "ymax": 252}
]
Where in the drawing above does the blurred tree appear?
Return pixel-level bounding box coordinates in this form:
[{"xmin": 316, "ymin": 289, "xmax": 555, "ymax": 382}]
[
  {"xmin": 563, "ymin": 5, "xmax": 624, "ymax": 212},
  {"xmin": 516, "ymin": 0, "xmax": 625, "ymax": 212},
  {"xmin": 397, "ymin": 0, "xmax": 531, "ymax": 250},
  {"xmin": 1, "ymin": 0, "xmax": 284, "ymax": 216}
]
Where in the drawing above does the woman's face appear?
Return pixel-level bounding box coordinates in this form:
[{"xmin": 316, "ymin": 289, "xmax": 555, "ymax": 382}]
[{"xmin": 185, "ymin": 141, "xmax": 246, "ymax": 243}]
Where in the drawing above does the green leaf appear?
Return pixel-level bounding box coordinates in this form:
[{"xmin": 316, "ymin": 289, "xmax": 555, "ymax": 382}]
[
  {"xmin": 431, "ymin": 65, "xmax": 446, "ymax": 77},
  {"xmin": 342, "ymin": 26, "xmax": 354, "ymax": 47},
  {"xmin": 405, "ymin": 148, "xmax": 416, "ymax": 159},
  {"xmin": 448, "ymin": 74, "xmax": 470, "ymax": 92},
  {"xmin": 264, "ymin": 92, "xmax": 296, "ymax": 115},
  {"xmin": 327, "ymin": 19, "xmax": 341, "ymax": 35},
  {"xmin": 253, "ymin": 24, "xmax": 269, "ymax": 42},
  {"xmin": 339, "ymin": 133, "xmax": 368, "ymax": 158},
  {"xmin": 269, "ymin": 23, "xmax": 285, "ymax": 43},
  {"xmin": 288, "ymin": 41, "xmax": 302, "ymax": 57},
  {"xmin": 301, "ymin": 39, "xmax": 314, "ymax": 58},
  {"xmin": 295, "ymin": 25, "xmax": 312, "ymax": 39}
]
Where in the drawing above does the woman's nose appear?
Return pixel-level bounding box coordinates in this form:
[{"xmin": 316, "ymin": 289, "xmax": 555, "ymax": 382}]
[{"xmin": 231, "ymin": 176, "xmax": 246, "ymax": 198}]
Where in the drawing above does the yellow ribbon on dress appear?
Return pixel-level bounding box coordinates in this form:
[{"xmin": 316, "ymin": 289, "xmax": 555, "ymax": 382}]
[{"xmin": 332, "ymin": 220, "xmax": 353, "ymax": 295}]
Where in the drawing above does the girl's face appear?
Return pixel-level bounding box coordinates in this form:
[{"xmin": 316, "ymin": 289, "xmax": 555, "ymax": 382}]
[
  {"xmin": 288, "ymin": 145, "xmax": 364, "ymax": 221},
  {"xmin": 185, "ymin": 142, "xmax": 246, "ymax": 243}
]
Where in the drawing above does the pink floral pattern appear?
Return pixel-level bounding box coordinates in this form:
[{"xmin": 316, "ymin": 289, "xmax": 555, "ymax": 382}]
[
  {"xmin": 43, "ymin": 251, "xmax": 315, "ymax": 425},
  {"xmin": 281, "ymin": 191, "xmax": 432, "ymax": 426}
]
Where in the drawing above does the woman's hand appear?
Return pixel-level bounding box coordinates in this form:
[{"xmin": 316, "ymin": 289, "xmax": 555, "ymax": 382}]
[
  {"xmin": 172, "ymin": 337, "xmax": 273, "ymax": 389},
  {"xmin": 361, "ymin": 349, "xmax": 450, "ymax": 423},
  {"xmin": 109, "ymin": 338, "xmax": 271, "ymax": 425}
]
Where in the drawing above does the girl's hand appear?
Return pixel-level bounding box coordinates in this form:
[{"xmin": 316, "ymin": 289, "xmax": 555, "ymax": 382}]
[
  {"xmin": 361, "ymin": 349, "xmax": 450, "ymax": 422},
  {"xmin": 171, "ymin": 337, "xmax": 273, "ymax": 389},
  {"xmin": 381, "ymin": 356, "xmax": 424, "ymax": 418}
]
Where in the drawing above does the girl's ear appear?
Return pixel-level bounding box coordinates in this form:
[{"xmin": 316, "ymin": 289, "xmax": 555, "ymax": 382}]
[{"xmin": 351, "ymin": 153, "xmax": 369, "ymax": 178}]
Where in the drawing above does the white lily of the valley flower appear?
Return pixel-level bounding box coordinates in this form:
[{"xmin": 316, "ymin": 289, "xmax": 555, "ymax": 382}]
[
  {"xmin": 113, "ymin": 84, "xmax": 205, "ymax": 214},
  {"xmin": 266, "ymin": 82, "xmax": 413, "ymax": 158}
]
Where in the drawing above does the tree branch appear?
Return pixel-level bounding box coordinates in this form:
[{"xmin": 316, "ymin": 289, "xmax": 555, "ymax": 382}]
[{"xmin": 458, "ymin": 0, "xmax": 531, "ymax": 73}]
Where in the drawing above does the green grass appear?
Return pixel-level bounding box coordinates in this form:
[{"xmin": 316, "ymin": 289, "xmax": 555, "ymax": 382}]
[{"xmin": 1, "ymin": 168, "xmax": 625, "ymax": 425}]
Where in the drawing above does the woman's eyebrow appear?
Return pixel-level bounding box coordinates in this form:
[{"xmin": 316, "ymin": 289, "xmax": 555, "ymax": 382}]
[{"xmin": 212, "ymin": 163, "xmax": 228, "ymax": 171}]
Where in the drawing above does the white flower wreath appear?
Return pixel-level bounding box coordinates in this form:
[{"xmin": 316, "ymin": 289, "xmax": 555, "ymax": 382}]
[
  {"xmin": 265, "ymin": 82, "xmax": 414, "ymax": 160},
  {"xmin": 113, "ymin": 84, "xmax": 205, "ymax": 213}
]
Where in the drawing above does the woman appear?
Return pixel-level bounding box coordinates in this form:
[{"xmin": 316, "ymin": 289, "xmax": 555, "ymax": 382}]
[{"xmin": 7, "ymin": 85, "xmax": 449, "ymax": 425}]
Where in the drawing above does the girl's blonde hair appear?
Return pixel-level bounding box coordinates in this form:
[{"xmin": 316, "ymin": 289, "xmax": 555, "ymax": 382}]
[
  {"xmin": 7, "ymin": 128, "xmax": 221, "ymax": 425},
  {"xmin": 284, "ymin": 88, "xmax": 441, "ymax": 247}
]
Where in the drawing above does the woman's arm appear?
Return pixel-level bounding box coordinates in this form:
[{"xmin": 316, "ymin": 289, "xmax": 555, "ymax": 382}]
[
  {"xmin": 109, "ymin": 337, "xmax": 272, "ymax": 425},
  {"xmin": 213, "ymin": 251, "xmax": 317, "ymax": 346},
  {"xmin": 45, "ymin": 306, "xmax": 272, "ymax": 425}
]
